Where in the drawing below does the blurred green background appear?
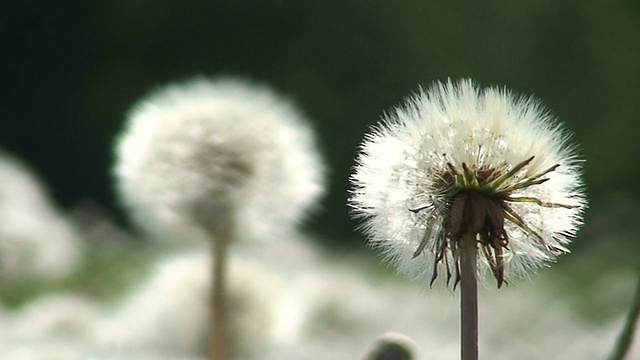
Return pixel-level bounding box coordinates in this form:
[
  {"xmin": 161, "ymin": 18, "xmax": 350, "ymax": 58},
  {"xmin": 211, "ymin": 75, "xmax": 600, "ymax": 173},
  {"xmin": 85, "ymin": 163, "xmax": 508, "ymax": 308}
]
[{"xmin": 1, "ymin": 1, "xmax": 639, "ymax": 268}]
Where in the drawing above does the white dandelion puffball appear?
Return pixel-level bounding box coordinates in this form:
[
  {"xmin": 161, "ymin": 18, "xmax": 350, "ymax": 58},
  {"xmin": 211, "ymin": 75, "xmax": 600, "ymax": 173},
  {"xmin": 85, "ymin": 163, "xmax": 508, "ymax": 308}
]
[
  {"xmin": 350, "ymin": 79, "xmax": 586, "ymax": 287},
  {"xmin": 0, "ymin": 150, "xmax": 84, "ymax": 281},
  {"xmin": 114, "ymin": 77, "xmax": 325, "ymax": 243}
]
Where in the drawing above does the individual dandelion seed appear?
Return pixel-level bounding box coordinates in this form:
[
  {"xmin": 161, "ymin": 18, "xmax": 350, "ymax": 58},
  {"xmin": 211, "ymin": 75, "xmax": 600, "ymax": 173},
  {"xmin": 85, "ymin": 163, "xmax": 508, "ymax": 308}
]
[
  {"xmin": 349, "ymin": 79, "xmax": 586, "ymax": 360},
  {"xmin": 113, "ymin": 76, "xmax": 325, "ymax": 360}
]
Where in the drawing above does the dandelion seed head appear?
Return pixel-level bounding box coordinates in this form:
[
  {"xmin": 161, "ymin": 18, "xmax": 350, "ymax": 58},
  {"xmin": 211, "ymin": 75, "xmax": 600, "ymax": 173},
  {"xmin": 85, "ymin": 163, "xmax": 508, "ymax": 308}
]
[
  {"xmin": 0, "ymin": 151, "xmax": 84, "ymax": 281},
  {"xmin": 362, "ymin": 332, "xmax": 418, "ymax": 360},
  {"xmin": 115, "ymin": 77, "xmax": 325, "ymax": 243},
  {"xmin": 350, "ymin": 79, "xmax": 586, "ymax": 287}
]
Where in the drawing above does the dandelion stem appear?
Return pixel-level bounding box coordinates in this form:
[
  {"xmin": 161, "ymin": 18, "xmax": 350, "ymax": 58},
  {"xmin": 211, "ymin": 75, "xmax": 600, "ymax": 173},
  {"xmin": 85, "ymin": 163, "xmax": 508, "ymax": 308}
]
[
  {"xmin": 460, "ymin": 232, "xmax": 478, "ymax": 360},
  {"xmin": 210, "ymin": 230, "xmax": 230, "ymax": 360},
  {"xmin": 608, "ymin": 269, "xmax": 640, "ymax": 360}
]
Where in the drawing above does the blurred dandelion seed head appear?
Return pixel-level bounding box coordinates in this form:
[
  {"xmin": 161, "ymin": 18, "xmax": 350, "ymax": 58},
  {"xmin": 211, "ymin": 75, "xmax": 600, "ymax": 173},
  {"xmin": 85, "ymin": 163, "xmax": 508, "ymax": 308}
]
[
  {"xmin": 114, "ymin": 77, "xmax": 325, "ymax": 243},
  {"xmin": 0, "ymin": 151, "xmax": 84, "ymax": 281},
  {"xmin": 362, "ymin": 332, "xmax": 418, "ymax": 360},
  {"xmin": 349, "ymin": 79, "xmax": 586, "ymax": 288}
]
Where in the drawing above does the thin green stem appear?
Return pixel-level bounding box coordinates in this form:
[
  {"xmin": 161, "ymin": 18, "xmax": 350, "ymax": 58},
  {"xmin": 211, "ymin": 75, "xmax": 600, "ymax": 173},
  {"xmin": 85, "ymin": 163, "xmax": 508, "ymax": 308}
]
[
  {"xmin": 608, "ymin": 270, "xmax": 640, "ymax": 360},
  {"xmin": 460, "ymin": 232, "xmax": 479, "ymax": 360},
  {"xmin": 210, "ymin": 229, "xmax": 230, "ymax": 360}
]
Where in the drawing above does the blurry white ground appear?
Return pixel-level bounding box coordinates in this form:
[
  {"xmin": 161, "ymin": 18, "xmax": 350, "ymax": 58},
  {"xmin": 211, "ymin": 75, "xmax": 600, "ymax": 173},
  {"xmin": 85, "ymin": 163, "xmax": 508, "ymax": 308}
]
[{"xmin": 0, "ymin": 236, "xmax": 636, "ymax": 360}]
